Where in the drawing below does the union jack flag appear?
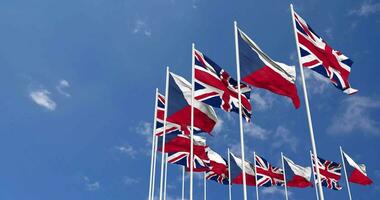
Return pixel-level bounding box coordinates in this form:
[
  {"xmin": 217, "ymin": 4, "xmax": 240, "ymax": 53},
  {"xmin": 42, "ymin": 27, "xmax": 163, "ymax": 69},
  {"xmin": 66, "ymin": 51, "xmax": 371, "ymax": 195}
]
[
  {"xmin": 254, "ymin": 154, "xmax": 284, "ymax": 187},
  {"xmin": 205, "ymin": 169, "xmax": 229, "ymax": 185},
  {"xmin": 194, "ymin": 49, "xmax": 252, "ymax": 122},
  {"xmin": 155, "ymin": 92, "xmax": 200, "ymax": 136},
  {"xmin": 205, "ymin": 148, "xmax": 229, "ymax": 185},
  {"xmin": 311, "ymin": 154, "xmax": 343, "ymax": 190},
  {"xmin": 167, "ymin": 146, "xmax": 210, "ymax": 172},
  {"xmin": 293, "ymin": 10, "xmax": 358, "ymax": 94}
]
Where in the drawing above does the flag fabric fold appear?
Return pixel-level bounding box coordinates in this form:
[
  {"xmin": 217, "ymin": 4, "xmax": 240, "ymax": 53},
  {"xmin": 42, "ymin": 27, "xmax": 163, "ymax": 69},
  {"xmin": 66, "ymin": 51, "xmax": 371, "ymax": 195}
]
[
  {"xmin": 283, "ymin": 156, "xmax": 312, "ymax": 188},
  {"xmin": 237, "ymin": 28, "xmax": 301, "ymax": 109},
  {"xmin": 254, "ymin": 154, "xmax": 284, "ymax": 187},
  {"xmin": 311, "ymin": 154, "xmax": 343, "ymax": 190},
  {"xmin": 229, "ymin": 152, "xmax": 256, "ymax": 186},
  {"xmin": 342, "ymin": 151, "xmax": 373, "ymax": 185},
  {"xmin": 194, "ymin": 49, "xmax": 252, "ymax": 122},
  {"xmin": 293, "ymin": 10, "xmax": 358, "ymax": 94},
  {"xmin": 167, "ymin": 72, "xmax": 218, "ymax": 135},
  {"xmin": 205, "ymin": 148, "xmax": 229, "ymax": 185},
  {"xmin": 155, "ymin": 92, "xmax": 183, "ymax": 136}
]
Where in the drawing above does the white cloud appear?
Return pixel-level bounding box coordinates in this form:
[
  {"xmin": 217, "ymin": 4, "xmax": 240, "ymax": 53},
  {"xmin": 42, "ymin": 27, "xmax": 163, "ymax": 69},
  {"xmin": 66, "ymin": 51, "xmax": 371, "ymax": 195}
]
[
  {"xmin": 123, "ymin": 176, "xmax": 139, "ymax": 185},
  {"xmin": 29, "ymin": 89, "xmax": 57, "ymax": 111},
  {"xmin": 83, "ymin": 176, "xmax": 100, "ymax": 191},
  {"xmin": 213, "ymin": 118, "xmax": 224, "ymax": 134},
  {"xmin": 250, "ymin": 91, "xmax": 275, "ymax": 111},
  {"xmin": 115, "ymin": 144, "xmax": 137, "ymax": 158},
  {"xmin": 302, "ymin": 69, "xmax": 331, "ymax": 95},
  {"xmin": 261, "ymin": 187, "xmax": 291, "ymax": 197},
  {"xmin": 136, "ymin": 121, "xmax": 153, "ymax": 144},
  {"xmin": 328, "ymin": 96, "xmax": 380, "ymax": 135},
  {"xmin": 244, "ymin": 122, "xmax": 270, "ymax": 140},
  {"xmin": 272, "ymin": 126, "xmax": 298, "ymax": 152},
  {"xmin": 56, "ymin": 79, "xmax": 71, "ymax": 97},
  {"xmin": 132, "ymin": 19, "xmax": 152, "ymax": 37},
  {"xmin": 350, "ymin": 1, "xmax": 380, "ymax": 16}
]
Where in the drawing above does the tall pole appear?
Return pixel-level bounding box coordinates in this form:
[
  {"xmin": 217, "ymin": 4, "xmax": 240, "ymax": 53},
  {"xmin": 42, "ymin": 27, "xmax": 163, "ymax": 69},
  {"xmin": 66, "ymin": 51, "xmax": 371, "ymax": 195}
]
[
  {"xmin": 151, "ymin": 128, "xmax": 159, "ymax": 200},
  {"xmin": 149, "ymin": 89, "xmax": 159, "ymax": 200},
  {"xmin": 204, "ymin": 172, "xmax": 207, "ymax": 200},
  {"xmin": 228, "ymin": 148, "xmax": 232, "ymax": 200},
  {"xmin": 190, "ymin": 43, "xmax": 195, "ymax": 200},
  {"xmin": 310, "ymin": 151, "xmax": 320, "ymax": 200},
  {"xmin": 281, "ymin": 153, "xmax": 289, "ymax": 200},
  {"xmin": 159, "ymin": 67, "xmax": 170, "ymax": 200},
  {"xmin": 340, "ymin": 146, "xmax": 353, "ymax": 200},
  {"xmin": 164, "ymin": 154, "xmax": 168, "ymax": 200},
  {"xmin": 290, "ymin": 4, "xmax": 324, "ymax": 200},
  {"xmin": 253, "ymin": 152, "xmax": 259, "ymax": 200},
  {"xmin": 182, "ymin": 166, "xmax": 185, "ymax": 200},
  {"xmin": 234, "ymin": 20, "xmax": 248, "ymax": 200}
]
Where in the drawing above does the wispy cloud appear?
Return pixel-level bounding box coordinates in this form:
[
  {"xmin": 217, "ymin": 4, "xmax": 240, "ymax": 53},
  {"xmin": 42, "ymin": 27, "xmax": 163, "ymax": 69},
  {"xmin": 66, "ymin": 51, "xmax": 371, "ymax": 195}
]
[
  {"xmin": 29, "ymin": 89, "xmax": 57, "ymax": 111},
  {"xmin": 83, "ymin": 176, "xmax": 100, "ymax": 191},
  {"xmin": 349, "ymin": 1, "xmax": 380, "ymax": 16},
  {"xmin": 115, "ymin": 144, "xmax": 137, "ymax": 158},
  {"xmin": 302, "ymin": 69, "xmax": 331, "ymax": 95},
  {"xmin": 250, "ymin": 90, "xmax": 275, "ymax": 111},
  {"xmin": 213, "ymin": 118, "xmax": 224, "ymax": 134},
  {"xmin": 328, "ymin": 96, "xmax": 380, "ymax": 135},
  {"xmin": 56, "ymin": 79, "xmax": 71, "ymax": 97},
  {"xmin": 123, "ymin": 176, "xmax": 139, "ymax": 185},
  {"xmin": 136, "ymin": 121, "xmax": 153, "ymax": 144},
  {"xmin": 244, "ymin": 122, "xmax": 270, "ymax": 140},
  {"xmin": 132, "ymin": 19, "xmax": 152, "ymax": 37},
  {"xmin": 271, "ymin": 126, "xmax": 298, "ymax": 152},
  {"xmin": 261, "ymin": 187, "xmax": 291, "ymax": 198}
]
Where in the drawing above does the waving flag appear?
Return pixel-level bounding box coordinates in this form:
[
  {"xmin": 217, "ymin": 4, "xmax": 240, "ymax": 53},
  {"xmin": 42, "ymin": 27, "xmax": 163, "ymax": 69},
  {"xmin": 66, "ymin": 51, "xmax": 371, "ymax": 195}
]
[
  {"xmin": 342, "ymin": 151, "xmax": 373, "ymax": 185},
  {"xmin": 293, "ymin": 10, "xmax": 358, "ymax": 94},
  {"xmin": 167, "ymin": 72, "xmax": 218, "ymax": 135},
  {"xmin": 255, "ymin": 154, "xmax": 284, "ymax": 187},
  {"xmin": 229, "ymin": 152, "xmax": 256, "ymax": 186},
  {"xmin": 155, "ymin": 92, "xmax": 182, "ymax": 136},
  {"xmin": 283, "ymin": 156, "xmax": 312, "ymax": 188},
  {"xmin": 312, "ymin": 154, "xmax": 343, "ymax": 190},
  {"xmin": 237, "ymin": 28, "xmax": 300, "ymax": 108},
  {"xmin": 194, "ymin": 49, "xmax": 252, "ymax": 122},
  {"xmin": 205, "ymin": 148, "xmax": 229, "ymax": 185}
]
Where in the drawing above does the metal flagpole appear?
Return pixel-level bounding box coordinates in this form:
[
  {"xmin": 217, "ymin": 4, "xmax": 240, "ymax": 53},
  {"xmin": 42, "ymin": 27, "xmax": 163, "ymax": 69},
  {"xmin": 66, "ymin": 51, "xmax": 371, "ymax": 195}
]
[
  {"xmin": 253, "ymin": 152, "xmax": 259, "ymax": 200},
  {"xmin": 149, "ymin": 88, "xmax": 159, "ymax": 200},
  {"xmin": 234, "ymin": 20, "xmax": 248, "ymax": 200},
  {"xmin": 204, "ymin": 172, "xmax": 207, "ymax": 200},
  {"xmin": 190, "ymin": 43, "xmax": 195, "ymax": 200},
  {"xmin": 159, "ymin": 67, "xmax": 170, "ymax": 200},
  {"xmin": 164, "ymin": 154, "xmax": 168, "ymax": 200},
  {"xmin": 310, "ymin": 151, "xmax": 320, "ymax": 200},
  {"xmin": 340, "ymin": 146, "xmax": 353, "ymax": 200},
  {"xmin": 228, "ymin": 148, "xmax": 232, "ymax": 200},
  {"xmin": 182, "ymin": 166, "xmax": 185, "ymax": 200},
  {"xmin": 281, "ymin": 153, "xmax": 289, "ymax": 200},
  {"xmin": 151, "ymin": 129, "xmax": 159, "ymax": 200},
  {"xmin": 290, "ymin": 4, "xmax": 324, "ymax": 200}
]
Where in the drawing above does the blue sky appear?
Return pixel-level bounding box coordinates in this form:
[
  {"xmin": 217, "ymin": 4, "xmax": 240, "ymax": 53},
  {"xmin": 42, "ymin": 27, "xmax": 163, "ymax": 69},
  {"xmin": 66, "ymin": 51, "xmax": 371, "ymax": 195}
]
[{"xmin": 1, "ymin": 0, "xmax": 380, "ymax": 199}]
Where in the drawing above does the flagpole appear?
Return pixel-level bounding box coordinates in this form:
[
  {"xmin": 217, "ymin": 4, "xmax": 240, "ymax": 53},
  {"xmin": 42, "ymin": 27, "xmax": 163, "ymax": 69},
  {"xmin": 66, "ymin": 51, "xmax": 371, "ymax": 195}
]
[
  {"xmin": 190, "ymin": 42, "xmax": 195, "ymax": 200},
  {"xmin": 152, "ymin": 128, "xmax": 159, "ymax": 200},
  {"xmin": 310, "ymin": 150, "xmax": 320, "ymax": 200},
  {"xmin": 340, "ymin": 146, "xmax": 353, "ymax": 200},
  {"xmin": 159, "ymin": 66, "xmax": 170, "ymax": 200},
  {"xmin": 281, "ymin": 153, "xmax": 289, "ymax": 200},
  {"xmin": 164, "ymin": 154, "xmax": 168, "ymax": 200},
  {"xmin": 182, "ymin": 166, "xmax": 185, "ymax": 200},
  {"xmin": 204, "ymin": 172, "xmax": 207, "ymax": 200},
  {"xmin": 253, "ymin": 152, "xmax": 259, "ymax": 200},
  {"xmin": 228, "ymin": 148, "xmax": 232, "ymax": 200},
  {"xmin": 149, "ymin": 88, "xmax": 159, "ymax": 200},
  {"xmin": 290, "ymin": 4, "xmax": 324, "ymax": 200},
  {"xmin": 234, "ymin": 20, "xmax": 248, "ymax": 200}
]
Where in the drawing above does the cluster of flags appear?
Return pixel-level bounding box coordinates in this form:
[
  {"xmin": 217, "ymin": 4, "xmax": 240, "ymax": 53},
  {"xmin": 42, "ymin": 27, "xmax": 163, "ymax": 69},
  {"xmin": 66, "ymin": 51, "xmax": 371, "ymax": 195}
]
[{"xmin": 147, "ymin": 5, "xmax": 372, "ymax": 200}]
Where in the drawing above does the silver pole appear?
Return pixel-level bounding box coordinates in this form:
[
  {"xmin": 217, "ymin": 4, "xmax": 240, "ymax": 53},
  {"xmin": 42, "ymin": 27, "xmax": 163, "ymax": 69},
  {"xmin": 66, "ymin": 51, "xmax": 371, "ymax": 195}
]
[
  {"xmin": 310, "ymin": 151, "xmax": 320, "ymax": 200},
  {"xmin": 204, "ymin": 172, "xmax": 207, "ymax": 200},
  {"xmin": 234, "ymin": 20, "xmax": 248, "ymax": 200},
  {"xmin": 253, "ymin": 152, "xmax": 259, "ymax": 200},
  {"xmin": 281, "ymin": 153, "xmax": 289, "ymax": 200},
  {"xmin": 290, "ymin": 4, "xmax": 324, "ymax": 200},
  {"xmin": 228, "ymin": 148, "xmax": 232, "ymax": 200},
  {"xmin": 340, "ymin": 146, "xmax": 353, "ymax": 200},
  {"xmin": 163, "ymin": 154, "xmax": 168, "ymax": 200},
  {"xmin": 159, "ymin": 67, "xmax": 170, "ymax": 200},
  {"xmin": 182, "ymin": 166, "xmax": 185, "ymax": 200},
  {"xmin": 190, "ymin": 43, "xmax": 195, "ymax": 200},
  {"xmin": 151, "ymin": 127, "xmax": 159, "ymax": 200},
  {"xmin": 149, "ymin": 89, "xmax": 159, "ymax": 200}
]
